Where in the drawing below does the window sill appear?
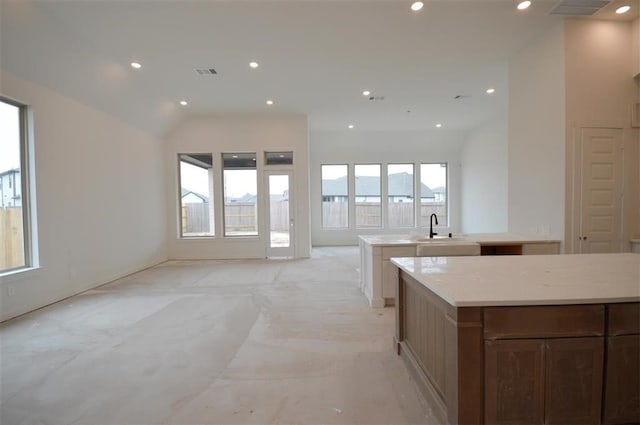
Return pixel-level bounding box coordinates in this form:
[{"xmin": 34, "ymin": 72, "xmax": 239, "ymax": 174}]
[{"xmin": 0, "ymin": 266, "xmax": 41, "ymax": 281}]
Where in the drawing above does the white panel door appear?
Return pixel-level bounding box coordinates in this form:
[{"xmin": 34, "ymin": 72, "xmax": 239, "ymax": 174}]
[{"xmin": 577, "ymin": 128, "xmax": 623, "ymax": 253}]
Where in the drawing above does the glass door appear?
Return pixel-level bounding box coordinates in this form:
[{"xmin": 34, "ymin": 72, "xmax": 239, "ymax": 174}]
[{"xmin": 265, "ymin": 171, "xmax": 294, "ymax": 258}]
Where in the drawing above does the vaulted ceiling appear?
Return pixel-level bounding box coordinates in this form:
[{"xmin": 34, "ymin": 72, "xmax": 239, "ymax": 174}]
[{"xmin": 1, "ymin": 0, "xmax": 637, "ymax": 136}]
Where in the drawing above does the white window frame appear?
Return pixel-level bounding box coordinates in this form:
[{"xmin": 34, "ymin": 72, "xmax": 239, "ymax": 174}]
[{"xmin": 0, "ymin": 96, "xmax": 38, "ymax": 276}]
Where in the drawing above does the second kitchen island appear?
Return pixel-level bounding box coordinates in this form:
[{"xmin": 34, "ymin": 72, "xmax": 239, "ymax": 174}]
[{"xmin": 359, "ymin": 233, "xmax": 561, "ymax": 307}]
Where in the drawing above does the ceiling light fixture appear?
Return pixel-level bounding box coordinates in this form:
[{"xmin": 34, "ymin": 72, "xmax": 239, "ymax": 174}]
[
  {"xmin": 615, "ymin": 5, "xmax": 630, "ymax": 13},
  {"xmin": 130, "ymin": 62, "xmax": 142, "ymax": 69},
  {"xmin": 486, "ymin": 88, "xmax": 496, "ymax": 94},
  {"xmin": 249, "ymin": 61, "xmax": 259, "ymax": 69},
  {"xmin": 348, "ymin": 124, "xmax": 355, "ymax": 129},
  {"xmin": 362, "ymin": 90, "xmax": 371, "ymax": 96},
  {"xmin": 179, "ymin": 100, "xmax": 188, "ymax": 106},
  {"xmin": 517, "ymin": 0, "xmax": 531, "ymax": 10},
  {"xmin": 266, "ymin": 100, "xmax": 274, "ymax": 105},
  {"xmin": 436, "ymin": 123, "xmax": 442, "ymax": 128},
  {"xmin": 411, "ymin": 1, "xmax": 424, "ymax": 11}
]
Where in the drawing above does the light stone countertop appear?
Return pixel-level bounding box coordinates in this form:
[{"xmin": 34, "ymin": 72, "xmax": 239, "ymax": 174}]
[
  {"xmin": 359, "ymin": 232, "xmax": 561, "ymax": 246},
  {"xmin": 391, "ymin": 253, "xmax": 640, "ymax": 307}
]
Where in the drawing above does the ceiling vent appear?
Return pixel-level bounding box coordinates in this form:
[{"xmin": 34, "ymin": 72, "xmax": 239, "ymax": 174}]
[
  {"xmin": 194, "ymin": 68, "xmax": 218, "ymax": 75},
  {"xmin": 549, "ymin": 0, "xmax": 610, "ymax": 15},
  {"xmin": 368, "ymin": 96, "xmax": 385, "ymax": 101},
  {"xmin": 454, "ymin": 95, "xmax": 471, "ymax": 100}
]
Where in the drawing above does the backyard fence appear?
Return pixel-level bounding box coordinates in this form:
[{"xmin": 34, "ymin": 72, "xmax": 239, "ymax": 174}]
[
  {"xmin": 0, "ymin": 207, "xmax": 25, "ymax": 270},
  {"xmin": 183, "ymin": 202, "xmax": 288, "ymax": 234},
  {"xmin": 182, "ymin": 201, "xmax": 447, "ymax": 234},
  {"xmin": 322, "ymin": 202, "xmax": 447, "ymax": 228}
]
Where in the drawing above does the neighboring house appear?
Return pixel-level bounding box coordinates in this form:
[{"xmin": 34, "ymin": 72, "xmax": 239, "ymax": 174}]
[
  {"xmin": 0, "ymin": 168, "xmax": 21, "ymax": 208},
  {"xmin": 224, "ymin": 192, "xmax": 287, "ymax": 204},
  {"xmin": 322, "ymin": 172, "xmax": 434, "ymax": 203},
  {"xmin": 430, "ymin": 186, "xmax": 446, "ymax": 203},
  {"xmin": 181, "ymin": 188, "xmax": 208, "ymax": 204}
]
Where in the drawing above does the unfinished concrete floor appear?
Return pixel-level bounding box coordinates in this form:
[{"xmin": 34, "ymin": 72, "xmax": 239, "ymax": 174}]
[{"xmin": 1, "ymin": 247, "xmax": 438, "ymax": 425}]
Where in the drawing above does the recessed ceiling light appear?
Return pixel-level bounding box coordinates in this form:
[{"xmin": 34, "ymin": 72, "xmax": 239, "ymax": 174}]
[
  {"xmin": 436, "ymin": 123, "xmax": 442, "ymax": 128},
  {"xmin": 348, "ymin": 124, "xmax": 355, "ymax": 129},
  {"xmin": 486, "ymin": 88, "xmax": 496, "ymax": 94},
  {"xmin": 179, "ymin": 100, "xmax": 188, "ymax": 106},
  {"xmin": 266, "ymin": 100, "xmax": 274, "ymax": 105},
  {"xmin": 615, "ymin": 5, "xmax": 630, "ymax": 13},
  {"xmin": 130, "ymin": 62, "xmax": 142, "ymax": 69},
  {"xmin": 517, "ymin": 0, "xmax": 531, "ymax": 10},
  {"xmin": 411, "ymin": 1, "xmax": 424, "ymax": 11},
  {"xmin": 249, "ymin": 61, "xmax": 259, "ymax": 69},
  {"xmin": 362, "ymin": 90, "xmax": 371, "ymax": 96}
]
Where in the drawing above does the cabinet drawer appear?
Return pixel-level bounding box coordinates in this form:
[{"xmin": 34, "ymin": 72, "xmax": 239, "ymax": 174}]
[
  {"xmin": 607, "ymin": 303, "xmax": 640, "ymax": 335},
  {"xmin": 382, "ymin": 246, "xmax": 415, "ymax": 260},
  {"xmin": 484, "ymin": 305, "xmax": 605, "ymax": 339},
  {"xmin": 522, "ymin": 242, "xmax": 560, "ymax": 255}
]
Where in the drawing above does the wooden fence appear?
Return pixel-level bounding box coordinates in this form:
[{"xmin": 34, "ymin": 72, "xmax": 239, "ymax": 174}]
[
  {"xmin": 1, "ymin": 207, "xmax": 25, "ymax": 270},
  {"xmin": 322, "ymin": 202, "xmax": 447, "ymax": 228},
  {"xmin": 183, "ymin": 201, "xmax": 447, "ymax": 234}
]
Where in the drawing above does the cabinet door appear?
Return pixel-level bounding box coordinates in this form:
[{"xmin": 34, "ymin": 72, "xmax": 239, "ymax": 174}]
[
  {"xmin": 381, "ymin": 247, "xmax": 415, "ymax": 298},
  {"xmin": 485, "ymin": 339, "xmax": 545, "ymax": 424},
  {"xmin": 382, "ymin": 260, "xmax": 397, "ymax": 298},
  {"xmin": 522, "ymin": 242, "xmax": 560, "ymax": 255},
  {"xmin": 545, "ymin": 337, "xmax": 604, "ymax": 425},
  {"xmin": 604, "ymin": 334, "xmax": 640, "ymax": 424}
]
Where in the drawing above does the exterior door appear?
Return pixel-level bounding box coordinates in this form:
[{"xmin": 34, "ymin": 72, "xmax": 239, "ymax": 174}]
[
  {"xmin": 575, "ymin": 128, "xmax": 623, "ymax": 253},
  {"xmin": 265, "ymin": 171, "xmax": 294, "ymax": 258}
]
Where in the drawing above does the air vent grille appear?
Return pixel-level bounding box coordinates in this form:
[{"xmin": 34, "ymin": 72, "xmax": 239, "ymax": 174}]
[
  {"xmin": 549, "ymin": 0, "xmax": 610, "ymax": 15},
  {"xmin": 194, "ymin": 68, "xmax": 218, "ymax": 75}
]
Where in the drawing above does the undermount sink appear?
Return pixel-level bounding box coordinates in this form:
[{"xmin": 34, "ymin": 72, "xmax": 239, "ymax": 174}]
[{"xmin": 415, "ymin": 239, "xmax": 481, "ymax": 256}]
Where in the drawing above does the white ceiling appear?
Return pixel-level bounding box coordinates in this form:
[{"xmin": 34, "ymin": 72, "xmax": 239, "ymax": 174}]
[{"xmin": 1, "ymin": 0, "xmax": 637, "ymax": 136}]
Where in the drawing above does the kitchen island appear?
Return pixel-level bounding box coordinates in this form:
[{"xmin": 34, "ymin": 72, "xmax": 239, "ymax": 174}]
[
  {"xmin": 392, "ymin": 253, "xmax": 640, "ymax": 425},
  {"xmin": 359, "ymin": 233, "xmax": 561, "ymax": 307}
]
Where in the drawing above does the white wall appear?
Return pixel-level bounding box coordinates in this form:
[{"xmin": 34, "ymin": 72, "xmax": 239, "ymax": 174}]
[
  {"xmin": 0, "ymin": 71, "xmax": 168, "ymax": 322},
  {"xmin": 564, "ymin": 19, "xmax": 640, "ymax": 251},
  {"xmin": 165, "ymin": 114, "xmax": 311, "ymax": 259},
  {"xmin": 460, "ymin": 114, "xmax": 508, "ymax": 233},
  {"xmin": 508, "ymin": 22, "xmax": 566, "ymax": 241},
  {"xmin": 310, "ymin": 130, "xmax": 464, "ymax": 246}
]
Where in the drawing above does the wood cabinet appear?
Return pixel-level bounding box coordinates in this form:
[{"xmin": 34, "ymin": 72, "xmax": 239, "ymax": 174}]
[
  {"xmin": 545, "ymin": 338, "xmax": 604, "ymax": 424},
  {"xmin": 485, "ymin": 339, "xmax": 545, "ymax": 424},
  {"xmin": 395, "ymin": 269, "xmax": 639, "ymax": 425},
  {"xmin": 484, "ymin": 306, "xmax": 604, "ymax": 424},
  {"xmin": 603, "ymin": 303, "xmax": 640, "ymax": 424}
]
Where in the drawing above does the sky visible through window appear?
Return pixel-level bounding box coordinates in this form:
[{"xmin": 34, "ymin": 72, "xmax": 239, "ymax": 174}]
[
  {"xmin": 0, "ymin": 101, "xmax": 20, "ymax": 174},
  {"xmin": 180, "ymin": 160, "xmax": 263, "ymax": 199},
  {"xmin": 323, "ymin": 163, "xmax": 446, "ymax": 189}
]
